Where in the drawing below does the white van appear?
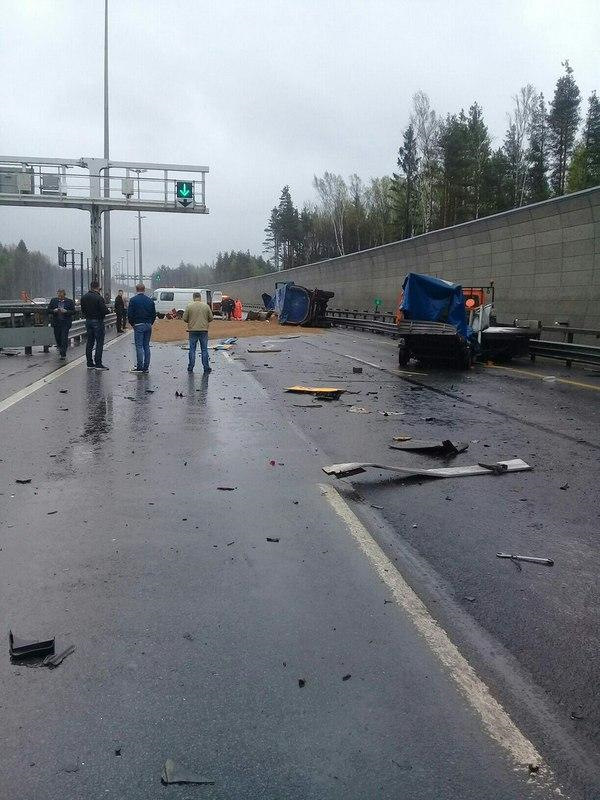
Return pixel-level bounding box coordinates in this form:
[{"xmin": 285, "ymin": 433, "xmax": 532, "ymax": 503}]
[{"xmin": 152, "ymin": 287, "xmax": 212, "ymax": 317}]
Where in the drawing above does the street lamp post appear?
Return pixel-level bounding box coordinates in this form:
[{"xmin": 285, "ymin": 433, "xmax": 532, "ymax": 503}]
[
  {"xmin": 103, "ymin": 0, "xmax": 111, "ymax": 296},
  {"xmin": 131, "ymin": 169, "xmax": 147, "ymax": 282},
  {"xmin": 131, "ymin": 237, "xmax": 138, "ymax": 284}
]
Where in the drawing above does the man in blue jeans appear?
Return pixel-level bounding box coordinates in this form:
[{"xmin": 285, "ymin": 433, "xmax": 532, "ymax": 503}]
[
  {"xmin": 182, "ymin": 292, "xmax": 214, "ymax": 373},
  {"xmin": 127, "ymin": 283, "xmax": 157, "ymax": 373}
]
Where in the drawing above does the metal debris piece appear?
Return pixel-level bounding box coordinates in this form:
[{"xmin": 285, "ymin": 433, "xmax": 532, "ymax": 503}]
[
  {"xmin": 175, "ymin": 391, "xmax": 184, "ymax": 397},
  {"xmin": 496, "ymin": 553, "xmax": 554, "ymax": 567},
  {"xmin": 389, "ymin": 439, "xmax": 468, "ymax": 455},
  {"xmin": 322, "ymin": 458, "xmax": 531, "ymax": 480},
  {"xmin": 342, "ymin": 674, "xmax": 351, "ymax": 681},
  {"xmin": 161, "ymin": 759, "xmax": 214, "ymax": 786},
  {"xmin": 478, "ymin": 462, "xmax": 508, "ymax": 474},
  {"xmin": 266, "ymin": 537, "xmax": 280, "ymax": 543},
  {"xmin": 298, "ymin": 678, "xmax": 306, "ymax": 687},
  {"xmin": 559, "ymin": 482, "xmax": 569, "ymax": 490},
  {"xmin": 43, "ymin": 644, "xmax": 75, "ymax": 668},
  {"xmin": 9, "ymin": 631, "xmax": 55, "ymax": 659},
  {"xmin": 15, "ymin": 478, "xmax": 32, "ymax": 484},
  {"xmin": 217, "ymin": 487, "xmax": 236, "ymax": 491},
  {"xmin": 291, "ymin": 403, "xmax": 323, "ymax": 409},
  {"xmin": 353, "ymin": 367, "xmax": 363, "ymax": 374}
]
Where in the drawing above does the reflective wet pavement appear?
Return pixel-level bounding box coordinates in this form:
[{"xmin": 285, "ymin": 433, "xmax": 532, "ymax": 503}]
[{"xmin": 1, "ymin": 331, "xmax": 598, "ymax": 798}]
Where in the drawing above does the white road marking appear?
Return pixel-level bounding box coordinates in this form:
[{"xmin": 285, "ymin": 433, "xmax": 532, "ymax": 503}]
[
  {"xmin": 319, "ymin": 482, "xmax": 566, "ymax": 796},
  {"xmin": 0, "ymin": 332, "xmax": 131, "ymax": 415}
]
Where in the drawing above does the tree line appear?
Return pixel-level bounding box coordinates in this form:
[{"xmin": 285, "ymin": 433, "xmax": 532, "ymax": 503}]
[
  {"xmin": 264, "ymin": 62, "xmax": 599, "ymax": 267},
  {"xmin": 150, "ymin": 251, "xmax": 272, "ymax": 290},
  {"xmin": 0, "ymin": 240, "xmax": 87, "ymax": 300}
]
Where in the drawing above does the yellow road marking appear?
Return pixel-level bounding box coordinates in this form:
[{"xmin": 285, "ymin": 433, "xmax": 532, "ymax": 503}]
[{"xmin": 486, "ymin": 364, "xmax": 600, "ymax": 392}]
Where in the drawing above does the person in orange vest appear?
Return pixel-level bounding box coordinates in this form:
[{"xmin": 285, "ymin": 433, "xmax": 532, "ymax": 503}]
[{"xmin": 233, "ymin": 298, "xmax": 243, "ymax": 320}]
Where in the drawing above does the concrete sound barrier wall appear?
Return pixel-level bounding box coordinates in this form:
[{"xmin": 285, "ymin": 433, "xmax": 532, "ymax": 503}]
[{"xmin": 208, "ymin": 186, "xmax": 600, "ymax": 327}]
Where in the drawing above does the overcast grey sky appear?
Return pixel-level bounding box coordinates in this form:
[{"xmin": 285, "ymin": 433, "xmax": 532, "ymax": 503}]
[{"xmin": 0, "ymin": 0, "xmax": 598, "ymax": 273}]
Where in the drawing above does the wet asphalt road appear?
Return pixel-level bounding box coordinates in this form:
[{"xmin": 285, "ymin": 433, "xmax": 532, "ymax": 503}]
[{"xmin": 0, "ymin": 329, "xmax": 599, "ymax": 799}]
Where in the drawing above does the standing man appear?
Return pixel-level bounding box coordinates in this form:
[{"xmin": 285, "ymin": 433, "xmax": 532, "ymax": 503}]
[
  {"xmin": 47, "ymin": 289, "xmax": 75, "ymax": 360},
  {"xmin": 127, "ymin": 283, "xmax": 156, "ymax": 373},
  {"xmin": 114, "ymin": 289, "xmax": 127, "ymax": 333},
  {"xmin": 81, "ymin": 280, "xmax": 109, "ymax": 370},
  {"xmin": 182, "ymin": 292, "xmax": 213, "ymax": 373}
]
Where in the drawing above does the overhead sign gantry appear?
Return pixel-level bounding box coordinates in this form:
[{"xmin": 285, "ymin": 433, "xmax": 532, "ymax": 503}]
[{"xmin": 0, "ymin": 156, "xmax": 209, "ymax": 292}]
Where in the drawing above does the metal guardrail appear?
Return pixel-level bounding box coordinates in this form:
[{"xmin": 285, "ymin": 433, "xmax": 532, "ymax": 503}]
[
  {"xmin": 0, "ymin": 313, "xmax": 117, "ymax": 354},
  {"xmin": 530, "ymin": 339, "xmax": 600, "ymax": 368}
]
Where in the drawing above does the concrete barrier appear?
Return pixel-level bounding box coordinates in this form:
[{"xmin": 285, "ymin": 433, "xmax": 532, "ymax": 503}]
[{"xmin": 207, "ymin": 186, "xmax": 600, "ymax": 328}]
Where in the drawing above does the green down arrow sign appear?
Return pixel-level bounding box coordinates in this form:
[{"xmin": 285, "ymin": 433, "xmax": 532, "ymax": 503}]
[{"xmin": 176, "ymin": 181, "xmax": 194, "ymax": 207}]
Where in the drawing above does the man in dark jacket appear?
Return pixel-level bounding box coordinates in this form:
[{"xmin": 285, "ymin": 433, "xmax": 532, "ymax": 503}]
[
  {"xmin": 47, "ymin": 289, "xmax": 75, "ymax": 360},
  {"xmin": 127, "ymin": 283, "xmax": 157, "ymax": 373},
  {"xmin": 114, "ymin": 289, "xmax": 127, "ymax": 332},
  {"xmin": 81, "ymin": 281, "xmax": 109, "ymax": 370}
]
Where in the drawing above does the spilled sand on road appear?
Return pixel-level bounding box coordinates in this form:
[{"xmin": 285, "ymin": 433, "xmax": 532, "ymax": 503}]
[{"xmin": 151, "ymin": 317, "xmax": 325, "ymax": 343}]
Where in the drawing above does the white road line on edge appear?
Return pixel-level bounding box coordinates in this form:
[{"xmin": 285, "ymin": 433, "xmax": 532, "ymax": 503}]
[
  {"xmin": 318, "ymin": 482, "xmax": 566, "ymax": 796},
  {"xmin": 0, "ymin": 332, "xmax": 131, "ymax": 416}
]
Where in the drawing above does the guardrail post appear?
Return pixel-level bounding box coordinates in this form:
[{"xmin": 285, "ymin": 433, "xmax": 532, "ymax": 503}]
[{"xmin": 566, "ymin": 331, "xmax": 573, "ymax": 368}]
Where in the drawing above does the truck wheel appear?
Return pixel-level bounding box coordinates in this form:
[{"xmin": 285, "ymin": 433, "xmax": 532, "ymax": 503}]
[{"xmin": 398, "ymin": 346, "xmax": 410, "ymax": 367}]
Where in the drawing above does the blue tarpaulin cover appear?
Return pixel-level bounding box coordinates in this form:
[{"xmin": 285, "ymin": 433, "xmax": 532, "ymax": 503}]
[
  {"xmin": 274, "ymin": 283, "xmax": 311, "ymax": 325},
  {"xmin": 401, "ymin": 273, "xmax": 468, "ymax": 338}
]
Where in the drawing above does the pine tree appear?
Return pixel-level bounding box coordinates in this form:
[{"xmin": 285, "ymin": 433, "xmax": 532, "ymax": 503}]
[
  {"xmin": 578, "ymin": 91, "xmax": 600, "ymax": 188},
  {"xmin": 547, "ymin": 61, "xmax": 581, "ymax": 195},
  {"xmin": 565, "ymin": 91, "xmax": 600, "ymax": 192},
  {"xmin": 465, "ymin": 102, "xmax": 491, "ymax": 219},
  {"xmin": 394, "ymin": 123, "xmax": 419, "ymax": 238},
  {"xmin": 526, "ymin": 93, "xmax": 550, "ymax": 202},
  {"xmin": 263, "ymin": 207, "xmax": 281, "ymax": 270}
]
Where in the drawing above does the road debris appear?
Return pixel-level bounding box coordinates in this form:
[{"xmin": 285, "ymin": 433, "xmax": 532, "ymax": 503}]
[
  {"xmin": 378, "ymin": 410, "xmax": 404, "ymax": 416},
  {"xmin": 43, "ymin": 644, "xmax": 75, "ymax": 668},
  {"xmin": 161, "ymin": 759, "xmax": 215, "ymax": 786},
  {"xmin": 291, "ymin": 403, "xmax": 323, "ymax": 409},
  {"xmin": 59, "ymin": 389, "xmax": 68, "ymax": 394},
  {"xmin": 266, "ymin": 537, "xmax": 280, "ymax": 543},
  {"xmin": 285, "ymin": 385, "xmax": 345, "ymax": 400},
  {"xmin": 217, "ymin": 486, "xmax": 236, "ymax": 491},
  {"xmin": 353, "ymin": 367, "xmax": 363, "ymax": 374},
  {"xmin": 298, "ymin": 678, "xmax": 306, "ymax": 687},
  {"xmin": 47, "ymin": 510, "xmax": 58, "ymax": 515},
  {"xmin": 478, "ymin": 462, "xmax": 508, "ymax": 474},
  {"xmin": 342, "ymin": 674, "xmax": 352, "ymax": 681},
  {"xmin": 15, "ymin": 478, "xmax": 32, "ymax": 484},
  {"xmin": 9, "ymin": 631, "xmax": 55, "ymax": 659},
  {"xmin": 322, "ymin": 458, "xmax": 531, "ymax": 480},
  {"xmin": 348, "ymin": 406, "xmax": 370, "ymax": 414},
  {"xmin": 496, "ymin": 553, "xmax": 554, "ymax": 567},
  {"xmin": 175, "ymin": 391, "xmax": 184, "ymax": 398},
  {"xmin": 389, "ymin": 439, "xmax": 468, "ymax": 455},
  {"xmin": 247, "ymin": 348, "xmax": 281, "ymax": 353},
  {"xmin": 392, "ymin": 435, "xmax": 412, "ymax": 442},
  {"xmin": 560, "ymin": 482, "xmax": 569, "ymax": 490}
]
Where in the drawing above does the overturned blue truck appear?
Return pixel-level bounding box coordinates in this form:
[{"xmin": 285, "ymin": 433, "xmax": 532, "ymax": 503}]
[{"xmin": 262, "ymin": 283, "xmax": 335, "ymax": 327}]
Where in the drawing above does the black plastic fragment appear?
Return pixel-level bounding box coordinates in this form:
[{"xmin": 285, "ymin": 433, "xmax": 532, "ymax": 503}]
[{"xmin": 9, "ymin": 631, "xmax": 55, "ymax": 660}]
